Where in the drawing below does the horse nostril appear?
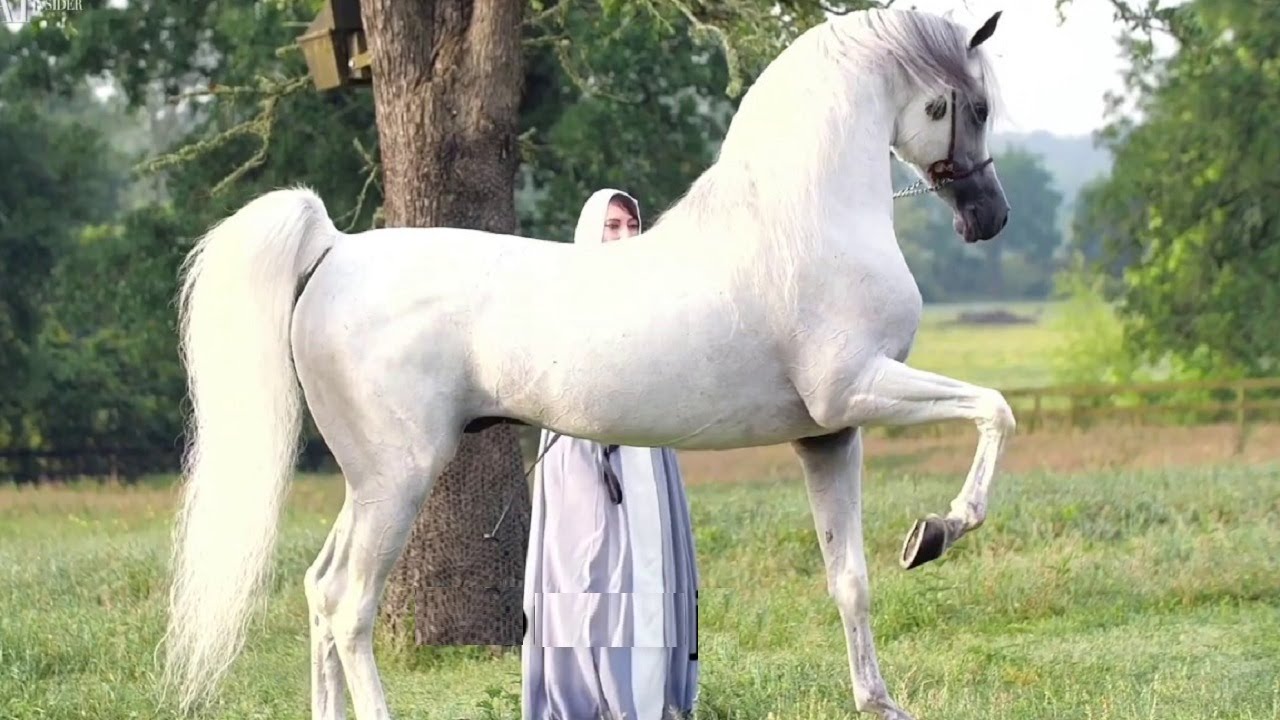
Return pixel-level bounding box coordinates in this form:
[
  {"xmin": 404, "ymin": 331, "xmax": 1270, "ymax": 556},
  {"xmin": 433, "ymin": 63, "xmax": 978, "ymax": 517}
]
[{"xmin": 999, "ymin": 214, "xmax": 1009, "ymax": 231}]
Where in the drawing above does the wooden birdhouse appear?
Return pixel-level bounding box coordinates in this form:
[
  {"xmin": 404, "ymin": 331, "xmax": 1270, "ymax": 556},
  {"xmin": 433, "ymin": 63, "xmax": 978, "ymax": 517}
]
[{"xmin": 297, "ymin": 0, "xmax": 371, "ymax": 91}]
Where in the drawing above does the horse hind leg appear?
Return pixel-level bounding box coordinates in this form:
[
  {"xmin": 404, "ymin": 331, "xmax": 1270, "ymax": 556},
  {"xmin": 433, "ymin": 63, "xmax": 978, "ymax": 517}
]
[
  {"xmin": 289, "ymin": 246, "xmax": 470, "ymax": 718},
  {"xmin": 305, "ymin": 499, "xmax": 351, "ymax": 720},
  {"xmin": 306, "ymin": 420, "xmax": 461, "ymax": 720},
  {"xmin": 296, "ymin": 351, "xmax": 464, "ymax": 720}
]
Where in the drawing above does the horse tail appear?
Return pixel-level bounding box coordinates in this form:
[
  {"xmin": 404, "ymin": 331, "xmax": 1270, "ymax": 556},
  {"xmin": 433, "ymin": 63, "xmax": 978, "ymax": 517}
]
[{"xmin": 164, "ymin": 187, "xmax": 337, "ymax": 713}]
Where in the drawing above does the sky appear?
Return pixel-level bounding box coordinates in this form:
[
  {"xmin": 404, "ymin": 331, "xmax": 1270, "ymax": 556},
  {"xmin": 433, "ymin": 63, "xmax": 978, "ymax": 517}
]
[{"xmin": 899, "ymin": 0, "xmax": 1132, "ymax": 136}]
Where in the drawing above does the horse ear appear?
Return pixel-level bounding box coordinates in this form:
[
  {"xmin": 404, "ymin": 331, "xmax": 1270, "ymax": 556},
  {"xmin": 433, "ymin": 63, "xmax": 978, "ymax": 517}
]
[{"xmin": 968, "ymin": 10, "xmax": 1001, "ymax": 50}]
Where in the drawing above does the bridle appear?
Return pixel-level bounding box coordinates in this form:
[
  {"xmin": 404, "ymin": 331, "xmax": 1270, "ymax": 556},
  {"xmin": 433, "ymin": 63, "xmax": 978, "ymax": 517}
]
[{"xmin": 892, "ymin": 90, "xmax": 994, "ymax": 199}]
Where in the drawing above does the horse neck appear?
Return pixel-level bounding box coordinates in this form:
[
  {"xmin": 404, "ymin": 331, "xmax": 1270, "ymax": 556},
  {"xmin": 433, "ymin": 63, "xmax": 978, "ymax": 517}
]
[
  {"xmin": 811, "ymin": 79, "xmax": 898, "ymax": 228},
  {"xmin": 713, "ymin": 32, "xmax": 901, "ymax": 258},
  {"xmin": 646, "ymin": 28, "xmax": 908, "ymax": 304}
]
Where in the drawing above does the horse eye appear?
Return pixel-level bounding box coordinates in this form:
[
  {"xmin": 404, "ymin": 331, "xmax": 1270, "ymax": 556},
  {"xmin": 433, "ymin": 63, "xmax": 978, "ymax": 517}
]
[
  {"xmin": 925, "ymin": 97, "xmax": 947, "ymax": 121},
  {"xmin": 973, "ymin": 102, "xmax": 989, "ymax": 124}
]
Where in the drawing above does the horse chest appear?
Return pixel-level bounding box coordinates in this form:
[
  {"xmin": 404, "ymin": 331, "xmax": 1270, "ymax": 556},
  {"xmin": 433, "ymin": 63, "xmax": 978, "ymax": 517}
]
[
  {"xmin": 872, "ymin": 277, "xmax": 924, "ymax": 353},
  {"xmin": 817, "ymin": 258, "xmax": 924, "ymax": 360}
]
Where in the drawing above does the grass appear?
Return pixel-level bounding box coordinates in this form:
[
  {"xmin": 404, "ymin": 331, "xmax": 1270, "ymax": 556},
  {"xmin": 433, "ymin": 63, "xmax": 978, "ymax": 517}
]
[
  {"xmin": 0, "ymin": 299, "xmax": 1270, "ymax": 718},
  {"xmin": 2, "ymin": 458, "xmax": 1279, "ymax": 720}
]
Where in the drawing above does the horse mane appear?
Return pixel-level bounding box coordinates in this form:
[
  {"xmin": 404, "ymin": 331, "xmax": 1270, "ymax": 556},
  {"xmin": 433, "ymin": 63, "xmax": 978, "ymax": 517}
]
[{"xmin": 829, "ymin": 8, "xmax": 1002, "ymax": 109}]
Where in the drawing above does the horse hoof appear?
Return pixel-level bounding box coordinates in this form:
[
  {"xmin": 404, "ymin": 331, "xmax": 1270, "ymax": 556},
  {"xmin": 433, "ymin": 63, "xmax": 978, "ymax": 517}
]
[{"xmin": 899, "ymin": 515, "xmax": 948, "ymax": 570}]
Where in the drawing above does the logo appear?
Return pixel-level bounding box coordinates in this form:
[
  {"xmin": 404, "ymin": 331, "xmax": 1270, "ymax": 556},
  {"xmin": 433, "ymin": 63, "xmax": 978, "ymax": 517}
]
[{"xmin": 2, "ymin": 0, "xmax": 82, "ymax": 27}]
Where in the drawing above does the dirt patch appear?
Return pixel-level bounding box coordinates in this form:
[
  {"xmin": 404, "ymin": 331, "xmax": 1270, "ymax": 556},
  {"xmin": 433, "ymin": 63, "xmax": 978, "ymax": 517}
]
[
  {"xmin": 674, "ymin": 423, "xmax": 1280, "ymax": 484},
  {"xmin": 5, "ymin": 425, "xmax": 1274, "ymax": 512},
  {"xmin": 948, "ymin": 309, "xmax": 1038, "ymax": 326}
]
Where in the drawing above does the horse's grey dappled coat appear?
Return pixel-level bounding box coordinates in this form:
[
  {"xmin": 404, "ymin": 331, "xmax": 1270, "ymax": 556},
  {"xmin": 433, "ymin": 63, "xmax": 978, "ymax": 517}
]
[{"xmin": 521, "ymin": 189, "xmax": 700, "ymax": 720}]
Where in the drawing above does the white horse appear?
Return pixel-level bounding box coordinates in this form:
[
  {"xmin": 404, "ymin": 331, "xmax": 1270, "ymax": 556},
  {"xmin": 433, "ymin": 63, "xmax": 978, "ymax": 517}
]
[{"xmin": 165, "ymin": 7, "xmax": 1013, "ymax": 720}]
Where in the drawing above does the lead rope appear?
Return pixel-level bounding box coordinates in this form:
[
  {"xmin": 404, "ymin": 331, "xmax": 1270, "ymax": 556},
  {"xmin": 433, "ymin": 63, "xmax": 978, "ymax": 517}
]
[
  {"xmin": 482, "ymin": 430, "xmax": 565, "ymax": 540},
  {"xmin": 892, "ymin": 176, "xmax": 953, "ymax": 199}
]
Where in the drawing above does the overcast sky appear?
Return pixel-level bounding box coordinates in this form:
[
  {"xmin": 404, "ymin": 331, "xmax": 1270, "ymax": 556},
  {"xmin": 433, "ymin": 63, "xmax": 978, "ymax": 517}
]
[{"xmin": 900, "ymin": 0, "xmax": 1133, "ymax": 136}]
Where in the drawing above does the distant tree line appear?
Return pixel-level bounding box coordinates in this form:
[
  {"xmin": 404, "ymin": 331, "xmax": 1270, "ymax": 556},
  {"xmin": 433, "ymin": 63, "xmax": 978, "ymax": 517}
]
[{"xmin": 1064, "ymin": 0, "xmax": 1280, "ymax": 381}]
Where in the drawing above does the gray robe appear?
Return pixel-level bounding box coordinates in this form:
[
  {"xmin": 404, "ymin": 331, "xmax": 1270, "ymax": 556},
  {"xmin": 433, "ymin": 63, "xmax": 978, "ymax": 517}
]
[{"xmin": 521, "ymin": 190, "xmax": 700, "ymax": 720}]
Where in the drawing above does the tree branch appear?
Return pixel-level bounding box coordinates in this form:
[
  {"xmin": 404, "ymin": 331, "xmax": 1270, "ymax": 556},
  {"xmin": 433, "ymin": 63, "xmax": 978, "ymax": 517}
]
[
  {"xmin": 135, "ymin": 74, "xmax": 311, "ymax": 196},
  {"xmin": 660, "ymin": 0, "xmax": 744, "ymax": 97},
  {"xmin": 336, "ymin": 136, "xmax": 383, "ymax": 232}
]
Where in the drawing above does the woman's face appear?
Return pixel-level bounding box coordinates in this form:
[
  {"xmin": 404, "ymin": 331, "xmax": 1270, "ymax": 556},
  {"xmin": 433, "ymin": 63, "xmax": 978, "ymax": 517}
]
[{"xmin": 602, "ymin": 199, "xmax": 641, "ymax": 243}]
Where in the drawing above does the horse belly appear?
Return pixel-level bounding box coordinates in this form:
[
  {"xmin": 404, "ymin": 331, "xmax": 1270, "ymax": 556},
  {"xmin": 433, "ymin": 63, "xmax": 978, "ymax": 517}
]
[
  {"xmin": 589, "ymin": 359, "xmax": 817, "ymax": 449},
  {"xmin": 470, "ymin": 304, "xmax": 819, "ymax": 449},
  {"xmin": 527, "ymin": 362, "xmax": 817, "ymax": 450}
]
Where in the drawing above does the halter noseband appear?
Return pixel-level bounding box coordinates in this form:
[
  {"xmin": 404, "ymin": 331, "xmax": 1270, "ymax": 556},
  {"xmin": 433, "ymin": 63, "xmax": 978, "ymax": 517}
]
[{"xmin": 893, "ymin": 90, "xmax": 994, "ymax": 199}]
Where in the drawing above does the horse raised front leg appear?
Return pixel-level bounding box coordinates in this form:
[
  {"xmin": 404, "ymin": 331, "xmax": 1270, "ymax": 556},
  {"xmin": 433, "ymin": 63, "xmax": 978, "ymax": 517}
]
[
  {"xmin": 793, "ymin": 428, "xmax": 913, "ymax": 720},
  {"xmin": 819, "ymin": 356, "xmax": 1016, "ymax": 569}
]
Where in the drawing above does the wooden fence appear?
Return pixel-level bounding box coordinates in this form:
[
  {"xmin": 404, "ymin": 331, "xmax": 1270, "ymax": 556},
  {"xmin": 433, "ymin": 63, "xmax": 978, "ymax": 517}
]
[
  {"xmin": 4, "ymin": 377, "xmax": 1280, "ymax": 483},
  {"xmin": 1007, "ymin": 376, "xmax": 1280, "ymax": 432},
  {"xmin": 0, "ymin": 439, "xmax": 338, "ymax": 485},
  {"xmin": 876, "ymin": 375, "xmax": 1280, "ymax": 446}
]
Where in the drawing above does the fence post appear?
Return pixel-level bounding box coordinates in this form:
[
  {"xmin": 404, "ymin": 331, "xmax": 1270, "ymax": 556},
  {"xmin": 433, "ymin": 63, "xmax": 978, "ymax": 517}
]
[{"xmin": 1234, "ymin": 380, "xmax": 1247, "ymax": 455}]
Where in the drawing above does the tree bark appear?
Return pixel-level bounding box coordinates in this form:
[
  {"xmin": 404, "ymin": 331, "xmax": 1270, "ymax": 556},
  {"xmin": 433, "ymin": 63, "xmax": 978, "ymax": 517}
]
[{"xmin": 360, "ymin": 0, "xmax": 529, "ymax": 646}]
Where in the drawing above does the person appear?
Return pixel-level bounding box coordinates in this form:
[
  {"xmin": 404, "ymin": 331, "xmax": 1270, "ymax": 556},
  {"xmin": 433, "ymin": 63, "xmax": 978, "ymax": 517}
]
[{"xmin": 521, "ymin": 189, "xmax": 700, "ymax": 720}]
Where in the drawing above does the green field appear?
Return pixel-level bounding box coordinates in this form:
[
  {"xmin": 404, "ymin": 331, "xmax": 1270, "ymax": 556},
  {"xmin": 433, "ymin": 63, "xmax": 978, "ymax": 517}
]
[
  {"xmin": 3, "ymin": 299, "xmax": 1274, "ymax": 719},
  {"xmin": 911, "ymin": 301, "xmax": 1061, "ymax": 390},
  {"xmin": 3, "ymin": 459, "xmax": 1278, "ymax": 720}
]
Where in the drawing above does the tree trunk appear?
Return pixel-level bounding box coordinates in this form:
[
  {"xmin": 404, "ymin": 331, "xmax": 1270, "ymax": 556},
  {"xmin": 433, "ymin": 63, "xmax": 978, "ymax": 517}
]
[{"xmin": 360, "ymin": 0, "xmax": 529, "ymax": 647}]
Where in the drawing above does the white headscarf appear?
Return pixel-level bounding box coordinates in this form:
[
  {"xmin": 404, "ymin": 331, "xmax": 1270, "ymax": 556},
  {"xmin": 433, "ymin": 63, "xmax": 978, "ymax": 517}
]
[{"xmin": 573, "ymin": 188, "xmax": 642, "ymax": 245}]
